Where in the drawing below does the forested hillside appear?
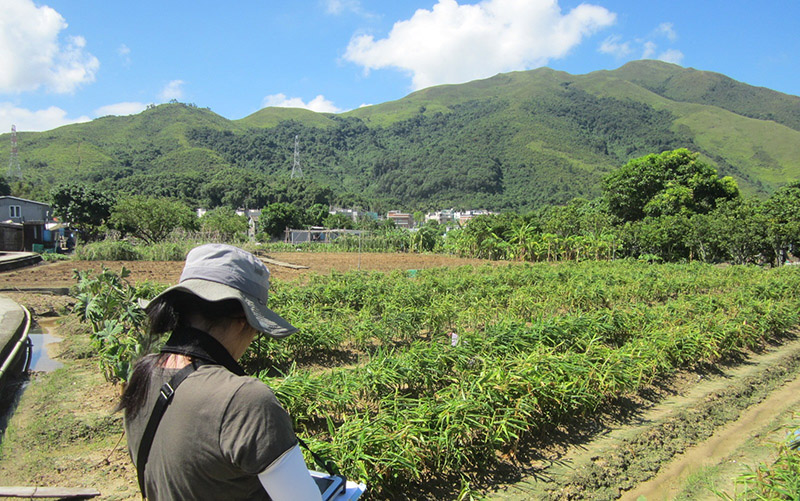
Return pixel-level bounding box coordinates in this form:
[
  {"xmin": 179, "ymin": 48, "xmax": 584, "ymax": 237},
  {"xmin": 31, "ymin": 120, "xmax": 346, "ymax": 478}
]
[{"xmin": 2, "ymin": 60, "xmax": 799, "ymax": 211}]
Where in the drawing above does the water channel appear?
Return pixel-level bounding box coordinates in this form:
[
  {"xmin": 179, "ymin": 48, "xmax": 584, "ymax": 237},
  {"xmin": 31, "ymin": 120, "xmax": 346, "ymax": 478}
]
[{"xmin": 0, "ymin": 318, "xmax": 63, "ymax": 439}]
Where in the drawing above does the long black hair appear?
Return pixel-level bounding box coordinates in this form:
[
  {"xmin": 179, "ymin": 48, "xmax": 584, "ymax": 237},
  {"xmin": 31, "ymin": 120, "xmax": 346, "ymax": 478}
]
[{"xmin": 117, "ymin": 291, "xmax": 245, "ymax": 419}]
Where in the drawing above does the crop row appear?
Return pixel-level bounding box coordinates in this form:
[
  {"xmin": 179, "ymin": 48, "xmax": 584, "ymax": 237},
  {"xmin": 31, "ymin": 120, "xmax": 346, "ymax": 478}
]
[
  {"xmin": 69, "ymin": 260, "xmax": 800, "ymax": 499},
  {"xmin": 255, "ymin": 261, "xmax": 800, "ymax": 498}
]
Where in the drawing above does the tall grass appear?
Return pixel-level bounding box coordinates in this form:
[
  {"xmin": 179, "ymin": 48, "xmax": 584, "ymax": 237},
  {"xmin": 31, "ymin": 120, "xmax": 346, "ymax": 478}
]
[{"xmin": 74, "ymin": 237, "xmax": 267, "ymax": 261}]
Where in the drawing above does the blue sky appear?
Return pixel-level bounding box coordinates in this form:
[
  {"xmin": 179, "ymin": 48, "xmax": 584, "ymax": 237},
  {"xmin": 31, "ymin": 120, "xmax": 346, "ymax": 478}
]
[{"xmin": 1, "ymin": 0, "xmax": 798, "ymax": 132}]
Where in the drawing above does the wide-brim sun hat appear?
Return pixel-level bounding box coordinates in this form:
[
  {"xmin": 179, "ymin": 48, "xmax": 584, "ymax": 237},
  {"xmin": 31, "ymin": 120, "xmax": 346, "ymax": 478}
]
[{"xmin": 139, "ymin": 244, "xmax": 297, "ymax": 338}]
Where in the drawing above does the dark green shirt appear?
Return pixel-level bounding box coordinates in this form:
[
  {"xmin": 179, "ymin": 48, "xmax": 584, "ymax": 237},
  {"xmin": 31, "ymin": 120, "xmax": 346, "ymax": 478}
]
[{"xmin": 125, "ymin": 329, "xmax": 297, "ymax": 500}]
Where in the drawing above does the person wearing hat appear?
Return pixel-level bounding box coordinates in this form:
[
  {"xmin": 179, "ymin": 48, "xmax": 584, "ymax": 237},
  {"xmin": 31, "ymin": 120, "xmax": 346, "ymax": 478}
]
[{"xmin": 118, "ymin": 244, "xmax": 322, "ymax": 500}]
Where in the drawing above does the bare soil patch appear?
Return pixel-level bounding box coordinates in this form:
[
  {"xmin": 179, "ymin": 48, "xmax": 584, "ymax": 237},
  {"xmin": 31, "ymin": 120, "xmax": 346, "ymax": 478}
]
[
  {"xmin": 0, "ymin": 252, "xmax": 495, "ymax": 318},
  {"xmin": 0, "ymin": 252, "xmax": 494, "ymax": 291}
]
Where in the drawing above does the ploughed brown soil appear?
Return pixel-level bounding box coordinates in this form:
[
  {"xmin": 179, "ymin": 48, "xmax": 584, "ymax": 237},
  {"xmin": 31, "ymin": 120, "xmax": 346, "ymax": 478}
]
[
  {"xmin": 0, "ymin": 252, "xmax": 494, "ymax": 316},
  {"xmin": 0, "ymin": 252, "xmax": 492, "ymax": 287}
]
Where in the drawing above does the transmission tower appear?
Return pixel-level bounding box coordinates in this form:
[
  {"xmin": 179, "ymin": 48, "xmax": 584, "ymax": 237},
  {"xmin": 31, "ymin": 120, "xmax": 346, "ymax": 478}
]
[
  {"xmin": 290, "ymin": 135, "xmax": 303, "ymax": 179},
  {"xmin": 8, "ymin": 125, "xmax": 21, "ymax": 181}
]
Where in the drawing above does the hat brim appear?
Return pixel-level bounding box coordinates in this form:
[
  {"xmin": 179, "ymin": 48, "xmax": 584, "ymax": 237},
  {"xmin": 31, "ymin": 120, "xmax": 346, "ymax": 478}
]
[{"xmin": 138, "ymin": 279, "xmax": 297, "ymax": 338}]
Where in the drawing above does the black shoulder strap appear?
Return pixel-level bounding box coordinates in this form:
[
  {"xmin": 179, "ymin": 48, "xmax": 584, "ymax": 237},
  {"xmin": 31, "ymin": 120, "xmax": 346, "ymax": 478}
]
[{"xmin": 136, "ymin": 361, "xmax": 203, "ymax": 499}]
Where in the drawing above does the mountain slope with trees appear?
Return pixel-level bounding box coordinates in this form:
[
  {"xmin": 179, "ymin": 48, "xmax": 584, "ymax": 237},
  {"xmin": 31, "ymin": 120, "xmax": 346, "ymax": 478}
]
[{"xmin": 1, "ymin": 61, "xmax": 798, "ymax": 211}]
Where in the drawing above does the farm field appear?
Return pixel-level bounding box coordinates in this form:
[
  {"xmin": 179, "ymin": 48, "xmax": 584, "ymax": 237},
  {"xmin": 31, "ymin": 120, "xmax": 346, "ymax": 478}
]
[{"xmin": 1, "ymin": 253, "xmax": 800, "ymax": 499}]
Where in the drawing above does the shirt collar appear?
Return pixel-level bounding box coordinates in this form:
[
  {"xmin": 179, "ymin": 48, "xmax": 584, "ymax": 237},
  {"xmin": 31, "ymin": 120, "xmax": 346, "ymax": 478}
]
[{"xmin": 160, "ymin": 326, "xmax": 246, "ymax": 377}]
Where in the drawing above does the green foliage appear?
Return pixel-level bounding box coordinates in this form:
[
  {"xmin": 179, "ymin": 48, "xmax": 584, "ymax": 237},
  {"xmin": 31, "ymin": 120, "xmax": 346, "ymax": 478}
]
[
  {"xmin": 603, "ymin": 149, "xmax": 739, "ymax": 222},
  {"xmin": 200, "ymin": 207, "xmax": 249, "ymax": 242},
  {"xmin": 50, "ymin": 184, "xmax": 114, "ymax": 241},
  {"xmin": 9, "ymin": 62, "xmax": 800, "ymax": 212},
  {"xmin": 71, "ymin": 267, "xmax": 165, "ymax": 382},
  {"xmin": 761, "ymin": 181, "xmax": 800, "ymax": 265},
  {"xmin": 74, "ymin": 240, "xmax": 141, "ymax": 261},
  {"xmin": 252, "ymin": 262, "xmax": 800, "ymax": 498},
  {"xmin": 322, "ymin": 213, "xmax": 354, "ymax": 230},
  {"xmin": 410, "ymin": 221, "xmax": 444, "ymax": 252},
  {"xmin": 109, "ymin": 195, "xmax": 198, "ymax": 244},
  {"xmin": 0, "ymin": 176, "xmax": 10, "ymax": 196},
  {"xmin": 257, "ymin": 202, "xmax": 304, "ymax": 239},
  {"xmin": 304, "ymin": 203, "xmax": 329, "ymax": 227},
  {"xmin": 65, "ymin": 249, "xmax": 800, "ymax": 497},
  {"xmin": 722, "ymin": 418, "xmax": 800, "ymax": 499},
  {"xmin": 74, "ymin": 239, "xmax": 194, "ymax": 261}
]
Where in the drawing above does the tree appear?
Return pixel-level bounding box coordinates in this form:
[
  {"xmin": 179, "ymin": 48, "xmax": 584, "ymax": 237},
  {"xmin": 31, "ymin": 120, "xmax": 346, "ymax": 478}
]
[
  {"xmin": 707, "ymin": 198, "xmax": 767, "ymax": 264},
  {"xmin": 304, "ymin": 203, "xmax": 329, "ymax": 227},
  {"xmin": 0, "ymin": 176, "xmax": 10, "ymax": 196},
  {"xmin": 323, "ymin": 213, "xmax": 354, "ymax": 230},
  {"xmin": 603, "ymin": 149, "xmax": 739, "ymax": 222},
  {"xmin": 110, "ymin": 195, "xmax": 198, "ymax": 244},
  {"xmin": 200, "ymin": 207, "xmax": 250, "ymax": 242},
  {"xmin": 761, "ymin": 181, "xmax": 800, "ymax": 265},
  {"xmin": 257, "ymin": 202, "xmax": 304, "ymax": 239},
  {"xmin": 50, "ymin": 184, "xmax": 114, "ymax": 241}
]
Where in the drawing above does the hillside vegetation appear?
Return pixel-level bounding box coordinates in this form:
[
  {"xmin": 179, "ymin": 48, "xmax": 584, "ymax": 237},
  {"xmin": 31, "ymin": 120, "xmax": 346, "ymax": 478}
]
[{"xmin": 1, "ymin": 61, "xmax": 799, "ymax": 210}]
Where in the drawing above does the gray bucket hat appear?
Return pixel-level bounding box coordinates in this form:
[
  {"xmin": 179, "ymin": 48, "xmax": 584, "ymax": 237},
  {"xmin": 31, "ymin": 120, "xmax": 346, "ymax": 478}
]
[{"xmin": 141, "ymin": 244, "xmax": 297, "ymax": 338}]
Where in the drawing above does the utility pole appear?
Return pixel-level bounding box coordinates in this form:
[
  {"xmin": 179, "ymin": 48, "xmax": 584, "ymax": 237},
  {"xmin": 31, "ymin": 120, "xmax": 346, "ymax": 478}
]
[{"xmin": 290, "ymin": 135, "xmax": 303, "ymax": 179}]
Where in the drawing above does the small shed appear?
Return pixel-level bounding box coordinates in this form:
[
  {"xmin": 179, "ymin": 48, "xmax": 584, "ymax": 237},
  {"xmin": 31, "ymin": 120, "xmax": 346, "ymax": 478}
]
[{"xmin": 0, "ymin": 196, "xmax": 52, "ymax": 223}]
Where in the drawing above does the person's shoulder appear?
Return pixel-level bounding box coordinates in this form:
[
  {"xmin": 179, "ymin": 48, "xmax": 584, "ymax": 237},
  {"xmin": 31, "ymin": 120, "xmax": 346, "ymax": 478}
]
[{"xmin": 231, "ymin": 374, "xmax": 278, "ymax": 402}]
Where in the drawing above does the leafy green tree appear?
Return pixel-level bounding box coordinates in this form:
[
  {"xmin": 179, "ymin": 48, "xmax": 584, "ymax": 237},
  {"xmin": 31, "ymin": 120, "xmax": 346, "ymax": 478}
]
[
  {"xmin": 604, "ymin": 149, "xmax": 739, "ymax": 222},
  {"xmin": 761, "ymin": 181, "xmax": 800, "ymax": 265},
  {"xmin": 504, "ymin": 220, "xmax": 536, "ymax": 261},
  {"xmin": 200, "ymin": 207, "xmax": 249, "ymax": 242},
  {"xmin": 110, "ymin": 195, "xmax": 198, "ymax": 244},
  {"xmin": 257, "ymin": 202, "xmax": 304, "ymax": 239},
  {"xmin": 304, "ymin": 203, "xmax": 329, "ymax": 227},
  {"xmin": 410, "ymin": 221, "xmax": 444, "ymax": 253},
  {"xmin": 619, "ymin": 215, "xmax": 692, "ymax": 261},
  {"xmin": 323, "ymin": 213, "xmax": 354, "ymax": 230},
  {"xmin": 0, "ymin": 176, "xmax": 10, "ymax": 196},
  {"xmin": 50, "ymin": 184, "xmax": 115, "ymax": 241},
  {"xmin": 707, "ymin": 198, "xmax": 768, "ymax": 264}
]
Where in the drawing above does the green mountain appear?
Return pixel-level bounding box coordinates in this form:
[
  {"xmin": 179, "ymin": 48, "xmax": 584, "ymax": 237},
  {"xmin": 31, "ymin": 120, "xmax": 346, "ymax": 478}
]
[{"xmin": 2, "ymin": 60, "xmax": 799, "ymax": 211}]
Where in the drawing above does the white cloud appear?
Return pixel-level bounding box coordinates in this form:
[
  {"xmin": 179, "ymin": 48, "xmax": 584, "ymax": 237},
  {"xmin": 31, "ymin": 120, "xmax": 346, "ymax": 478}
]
[
  {"xmin": 325, "ymin": 0, "xmax": 373, "ymax": 18},
  {"xmin": 642, "ymin": 41, "xmax": 657, "ymax": 59},
  {"xmin": 0, "ymin": 0, "xmax": 99, "ymax": 94},
  {"xmin": 600, "ymin": 22, "xmax": 682, "ymax": 65},
  {"xmin": 658, "ymin": 49, "xmax": 684, "ymax": 65},
  {"xmin": 599, "ymin": 35, "xmax": 632, "ymax": 58},
  {"xmin": 0, "ymin": 102, "xmax": 90, "ymax": 132},
  {"xmin": 263, "ymin": 93, "xmax": 342, "ymax": 113},
  {"xmin": 94, "ymin": 102, "xmax": 146, "ymax": 117},
  {"xmin": 326, "ymin": 0, "xmax": 352, "ymax": 15},
  {"xmin": 656, "ymin": 22, "xmax": 677, "ymax": 42},
  {"xmin": 159, "ymin": 80, "xmax": 185, "ymax": 101},
  {"xmin": 344, "ymin": 0, "xmax": 616, "ymax": 90},
  {"xmin": 118, "ymin": 44, "xmax": 131, "ymax": 65}
]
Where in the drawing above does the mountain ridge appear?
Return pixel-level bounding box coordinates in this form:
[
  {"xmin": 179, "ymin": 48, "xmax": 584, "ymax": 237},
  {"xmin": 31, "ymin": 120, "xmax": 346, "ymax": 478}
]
[{"xmin": 2, "ymin": 60, "xmax": 798, "ymax": 211}]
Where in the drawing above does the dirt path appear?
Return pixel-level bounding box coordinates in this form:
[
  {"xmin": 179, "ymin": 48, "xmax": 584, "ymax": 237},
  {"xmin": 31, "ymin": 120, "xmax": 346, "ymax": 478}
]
[
  {"xmin": 626, "ymin": 369, "xmax": 800, "ymax": 500},
  {"xmin": 489, "ymin": 337, "xmax": 800, "ymax": 500}
]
